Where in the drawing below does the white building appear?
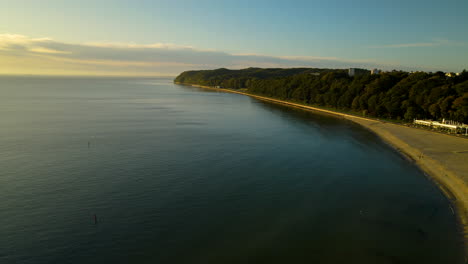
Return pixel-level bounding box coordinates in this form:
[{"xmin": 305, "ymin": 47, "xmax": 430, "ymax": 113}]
[
  {"xmin": 371, "ymin": 69, "xmax": 381, "ymax": 75},
  {"xmin": 414, "ymin": 119, "xmax": 468, "ymax": 135},
  {"xmin": 445, "ymin": 72, "xmax": 456, "ymax": 77}
]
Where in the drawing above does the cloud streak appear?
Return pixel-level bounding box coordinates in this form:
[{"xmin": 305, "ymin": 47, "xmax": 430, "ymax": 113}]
[
  {"xmin": 370, "ymin": 42, "xmax": 439, "ymax": 48},
  {"xmin": 369, "ymin": 39, "xmax": 458, "ymax": 48},
  {"xmin": 0, "ymin": 34, "xmax": 400, "ymax": 76}
]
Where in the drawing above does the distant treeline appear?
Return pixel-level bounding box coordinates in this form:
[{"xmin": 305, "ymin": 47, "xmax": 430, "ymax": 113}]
[{"xmin": 175, "ymin": 68, "xmax": 468, "ymax": 123}]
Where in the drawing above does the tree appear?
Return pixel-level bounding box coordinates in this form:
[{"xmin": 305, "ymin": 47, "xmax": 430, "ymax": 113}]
[
  {"xmin": 452, "ymin": 94, "xmax": 468, "ymax": 123},
  {"xmin": 404, "ymin": 107, "xmax": 419, "ymax": 120},
  {"xmin": 429, "ymin": 103, "xmax": 441, "ymax": 119},
  {"xmin": 175, "ymin": 68, "xmax": 464, "ymax": 123}
]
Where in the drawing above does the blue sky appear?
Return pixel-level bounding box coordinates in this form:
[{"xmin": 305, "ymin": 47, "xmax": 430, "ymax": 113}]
[{"xmin": 1, "ymin": 0, "xmax": 467, "ymax": 75}]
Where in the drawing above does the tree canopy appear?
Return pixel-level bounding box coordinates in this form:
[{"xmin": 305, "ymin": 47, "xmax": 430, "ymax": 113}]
[{"xmin": 175, "ymin": 68, "xmax": 468, "ymax": 123}]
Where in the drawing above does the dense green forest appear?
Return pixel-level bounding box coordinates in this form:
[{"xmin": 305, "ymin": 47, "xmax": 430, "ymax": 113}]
[{"xmin": 175, "ymin": 68, "xmax": 468, "ymax": 123}]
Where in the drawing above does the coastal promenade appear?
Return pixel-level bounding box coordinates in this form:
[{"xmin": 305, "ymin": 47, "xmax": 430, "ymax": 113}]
[{"xmin": 176, "ymin": 82, "xmax": 468, "ymax": 254}]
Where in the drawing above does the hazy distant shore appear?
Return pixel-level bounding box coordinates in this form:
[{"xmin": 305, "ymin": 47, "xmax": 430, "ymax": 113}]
[{"xmin": 175, "ymin": 81, "xmax": 468, "ymax": 255}]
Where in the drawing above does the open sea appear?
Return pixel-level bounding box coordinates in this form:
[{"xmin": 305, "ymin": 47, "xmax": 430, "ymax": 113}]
[{"xmin": 0, "ymin": 76, "xmax": 463, "ymax": 263}]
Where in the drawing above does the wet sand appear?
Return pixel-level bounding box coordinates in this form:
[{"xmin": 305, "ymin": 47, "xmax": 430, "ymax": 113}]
[{"xmin": 176, "ymin": 82, "xmax": 468, "ymax": 255}]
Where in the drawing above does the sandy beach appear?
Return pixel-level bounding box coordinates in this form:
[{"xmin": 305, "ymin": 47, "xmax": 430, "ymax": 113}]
[{"xmin": 176, "ymin": 82, "xmax": 468, "ymax": 254}]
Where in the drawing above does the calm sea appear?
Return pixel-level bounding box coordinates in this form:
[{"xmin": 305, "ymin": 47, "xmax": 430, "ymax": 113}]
[{"xmin": 0, "ymin": 77, "xmax": 463, "ymax": 263}]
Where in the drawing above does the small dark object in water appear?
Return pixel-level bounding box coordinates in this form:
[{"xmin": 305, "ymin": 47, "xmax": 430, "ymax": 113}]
[
  {"xmin": 93, "ymin": 214, "xmax": 98, "ymax": 224},
  {"xmin": 416, "ymin": 228, "xmax": 427, "ymax": 239}
]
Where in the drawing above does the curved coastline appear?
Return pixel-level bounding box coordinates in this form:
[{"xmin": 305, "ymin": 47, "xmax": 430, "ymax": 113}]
[{"xmin": 175, "ymin": 81, "xmax": 468, "ymax": 257}]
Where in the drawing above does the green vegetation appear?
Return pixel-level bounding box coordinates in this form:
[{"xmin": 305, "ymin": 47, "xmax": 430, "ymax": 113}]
[{"xmin": 175, "ymin": 68, "xmax": 468, "ymax": 123}]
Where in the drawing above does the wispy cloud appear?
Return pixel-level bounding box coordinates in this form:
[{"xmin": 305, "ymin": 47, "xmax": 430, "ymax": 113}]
[
  {"xmin": 83, "ymin": 42, "xmax": 195, "ymax": 50},
  {"xmin": 0, "ymin": 33, "xmax": 403, "ymax": 76},
  {"xmin": 29, "ymin": 47, "xmax": 72, "ymax": 54},
  {"xmin": 370, "ymin": 42, "xmax": 439, "ymax": 48},
  {"xmin": 369, "ymin": 39, "xmax": 455, "ymax": 48}
]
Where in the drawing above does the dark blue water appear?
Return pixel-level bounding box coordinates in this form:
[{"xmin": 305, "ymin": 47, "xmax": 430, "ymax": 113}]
[{"xmin": 0, "ymin": 77, "xmax": 463, "ymax": 263}]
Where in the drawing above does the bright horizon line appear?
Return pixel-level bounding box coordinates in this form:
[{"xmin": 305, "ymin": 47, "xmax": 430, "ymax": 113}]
[
  {"xmin": 0, "ymin": 66, "xmax": 464, "ymax": 78},
  {"xmin": 0, "ymin": 73, "xmax": 178, "ymax": 78}
]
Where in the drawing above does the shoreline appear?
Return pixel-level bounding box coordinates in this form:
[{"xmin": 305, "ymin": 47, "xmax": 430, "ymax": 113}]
[{"xmin": 175, "ymin": 82, "xmax": 468, "ymax": 256}]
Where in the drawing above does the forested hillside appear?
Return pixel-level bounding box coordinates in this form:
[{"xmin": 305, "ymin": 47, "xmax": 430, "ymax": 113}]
[{"xmin": 175, "ymin": 68, "xmax": 468, "ymax": 123}]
